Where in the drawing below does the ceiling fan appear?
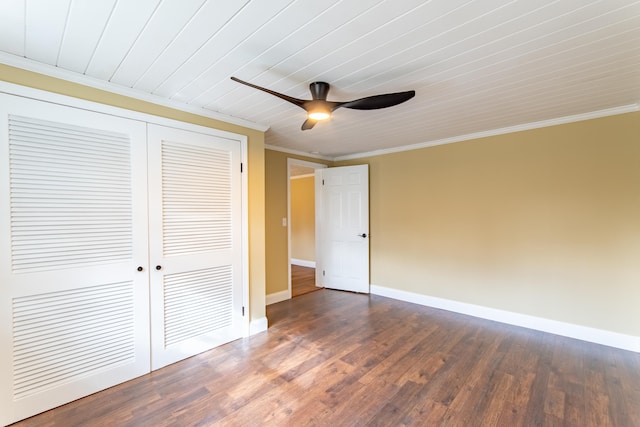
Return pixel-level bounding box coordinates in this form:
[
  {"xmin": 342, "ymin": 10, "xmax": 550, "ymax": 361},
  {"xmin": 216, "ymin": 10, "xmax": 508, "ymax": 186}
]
[{"xmin": 230, "ymin": 76, "xmax": 415, "ymax": 130}]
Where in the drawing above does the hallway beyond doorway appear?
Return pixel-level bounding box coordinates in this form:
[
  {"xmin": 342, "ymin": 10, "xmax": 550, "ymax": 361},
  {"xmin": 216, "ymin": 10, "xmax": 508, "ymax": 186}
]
[{"xmin": 291, "ymin": 265, "xmax": 322, "ymax": 297}]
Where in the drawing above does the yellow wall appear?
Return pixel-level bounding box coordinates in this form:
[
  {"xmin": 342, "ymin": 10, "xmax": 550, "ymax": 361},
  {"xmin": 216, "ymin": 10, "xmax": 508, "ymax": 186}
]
[
  {"xmin": 265, "ymin": 149, "xmax": 289, "ymax": 295},
  {"xmin": 337, "ymin": 112, "xmax": 640, "ymax": 336},
  {"xmin": 265, "ymin": 149, "xmax": 331, "ymax": 294},
  {"xmin": 0, "ymin": 64, "xmax": 267, "ymax": 322},
  {"xmin": 291, "ymin": 176, "xmax": 316, "ymax": 262}
]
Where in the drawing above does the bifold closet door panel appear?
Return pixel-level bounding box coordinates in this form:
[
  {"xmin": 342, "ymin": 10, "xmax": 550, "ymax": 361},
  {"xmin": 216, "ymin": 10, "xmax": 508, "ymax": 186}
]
[
  {"xmin": 0, "ymin": 94, "xmax": 151, "ymax": 426},
  {"xmin": 147, "ymin": 124, "xmax": 244, "ymax": 370}
]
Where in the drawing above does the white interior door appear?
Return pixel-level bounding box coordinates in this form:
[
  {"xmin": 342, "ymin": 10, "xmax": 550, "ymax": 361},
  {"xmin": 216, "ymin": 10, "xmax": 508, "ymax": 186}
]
[
  {"xmin": 147, "ymin": 124, "xmax": 244, "ymax": 370},
  {"xmin": 0, "ymin": 95, "xmax": 150, "ymax": 426},
  {"xmin": 316, "ymin": 165, "xmax": 369, "ymax": 293}
]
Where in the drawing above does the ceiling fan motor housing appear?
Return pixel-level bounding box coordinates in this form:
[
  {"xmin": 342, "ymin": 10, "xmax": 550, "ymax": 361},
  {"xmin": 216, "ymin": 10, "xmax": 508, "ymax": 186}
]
[{"xmin": 309, "ymin": 82, "xmax": 330, "ymax": 100}]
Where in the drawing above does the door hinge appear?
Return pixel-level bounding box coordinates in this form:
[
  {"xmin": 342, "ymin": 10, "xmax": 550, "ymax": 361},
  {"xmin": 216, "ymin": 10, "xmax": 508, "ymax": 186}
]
[
  {"xmin": 322, "ymin": 179, "xmax": 324, "ymax": 185},
  {"xmin": 242, "ymin": 306, "xmax": 245, "ymax": 316},
  {"xmin": 240, "ymin": 162, "xmax": 243, "ymax": 173},
  {"xmin": 322, "ymin": 270, "xmax": 325, "ymax": 276}
]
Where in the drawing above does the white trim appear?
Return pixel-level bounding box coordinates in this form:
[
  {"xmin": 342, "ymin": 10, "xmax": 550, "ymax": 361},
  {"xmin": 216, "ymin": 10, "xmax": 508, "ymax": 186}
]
[
  {"xmin": 266, "ymin": 290, "xmax": 290, "ymax": 306},
  {"xmin": 265, "ymin": 144, "xmax": 334, "ymax": 161},
  {"xmin": 291, "ymin": 173, "xmax": 315, "ymax": 180},
  {"xmin": 287, "ymin": 158, "xmax": 329, "ymax": 170},
  {"xmin": 0, "ymin": 53, "xmax": 269, "ymax": 132},
  {"xmin": 249, "ymin": 317, "xmax": 268, "ymax": 335},
  {"xmin": 314, "ymin": 171, "xmax": 324, "ymax": 288},
  {"xmin": 291, "ymin": 259, "xmax": 316, "ymax": 268},
  {"xmin": 370, "ymin": 285, "xmax": 640, "ymax": 353},
  {"xmin": 334, "ymin": 104, "xmax": 640, "ymax": 161},
  {"xmin": 7, "ymin": 52, "xmax": 636, "ymax": 162},
  {"xmin": 240, "ymin": 136, "xmax": 250, "ymax": 337},
  {"xmin": 287, "ymin": 158, "xmax": 327, "ymax": 302}
]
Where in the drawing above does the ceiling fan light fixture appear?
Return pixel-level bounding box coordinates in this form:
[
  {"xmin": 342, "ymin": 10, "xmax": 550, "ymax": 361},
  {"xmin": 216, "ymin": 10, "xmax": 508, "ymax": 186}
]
[{"xmin": 308, "ymin": 110, "xmax": 331, "ymax": 121}]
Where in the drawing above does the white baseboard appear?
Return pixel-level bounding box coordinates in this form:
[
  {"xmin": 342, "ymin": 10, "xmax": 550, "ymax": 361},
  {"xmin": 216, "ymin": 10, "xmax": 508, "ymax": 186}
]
[
  {"xmin": 266, "ymin": 290, "xmax": 290, "ymax": 306},
  {"xmin": 291, "ymin": 258, "xmax": 316, "ymax": 268},
  {"xmin": 370, "ymin": 285, "xmax": 640, "ymax": 353},
  {"xmin": 249, "ymin": 317, "xmax": 268, "ymax": 335}
]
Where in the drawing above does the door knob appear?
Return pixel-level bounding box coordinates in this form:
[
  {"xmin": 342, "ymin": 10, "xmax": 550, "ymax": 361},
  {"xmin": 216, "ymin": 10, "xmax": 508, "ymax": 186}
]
[
  {"xmin": 156, "ymin": 265, "xmax": 162, "ymax": 270},
  {"xmin": 358, "ymin": 233, "xmax": 367, "ymax": 238},
  {"xmin": 137, "ymin": 266, "xmax": 144, "ymax": 272}
]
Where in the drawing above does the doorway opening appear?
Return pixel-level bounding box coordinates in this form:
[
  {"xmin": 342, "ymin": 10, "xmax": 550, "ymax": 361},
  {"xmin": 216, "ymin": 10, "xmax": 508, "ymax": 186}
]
[{"xmin": 287, "ymin": 158, "xmax": 327, "ymax": 297}]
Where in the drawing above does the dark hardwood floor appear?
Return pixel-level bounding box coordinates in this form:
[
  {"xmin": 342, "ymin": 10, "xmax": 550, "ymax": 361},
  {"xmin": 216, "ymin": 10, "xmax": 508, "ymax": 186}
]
[
  {"xmin": 291, "ymin": 264, "xmax": 321, "ymax": 297},
  {"xmin": 12, "ymin": 289, "xmax": 640, "ymax": 426}
]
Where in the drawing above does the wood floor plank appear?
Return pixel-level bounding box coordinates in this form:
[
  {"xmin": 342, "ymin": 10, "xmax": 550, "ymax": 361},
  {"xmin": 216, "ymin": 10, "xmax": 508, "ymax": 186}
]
[
  {"xmin": 405, "ymin": 398, "xmax": 450, "ymax": 426},
  {"xmin": 478, "ymin": 372, "xmax": 516, "ymax": 427},
  {"xmin": 367, "ymin": 380, "xmax": 424, "ymax": 426},
  {"xmin": 291, "ymin": 265, "xmax": 321, "ymax": 297},
  {"xmin": 10, "ymin": 289, "xmax": 640, "ymax": 427},
  {"xmin": 321, "ymin": 380, "xmax": 401, "ymax": 427}
]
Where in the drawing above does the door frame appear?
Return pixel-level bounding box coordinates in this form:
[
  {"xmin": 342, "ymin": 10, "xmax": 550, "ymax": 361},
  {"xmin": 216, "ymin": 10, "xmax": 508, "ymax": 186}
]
[{"xmin": 287, "ymin": 158, "xmax": 327, "ymax": 299}]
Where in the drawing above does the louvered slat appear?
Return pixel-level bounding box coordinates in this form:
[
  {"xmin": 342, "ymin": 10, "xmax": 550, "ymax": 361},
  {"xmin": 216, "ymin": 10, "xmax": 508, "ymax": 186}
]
[
  {"xmin": 161, "ymin": 141, "xmax": 232, "ymax": 256},
  {"xmin": 163, "ymin": 266, "xmax": 233, "ymax": 347},
  {"xmin": 9, "ymin": 115, "xmax": 133, "ymax": 273},
  {"xmin": 12, "ymin": 282, "xmax": 136, "ymax": 400}
]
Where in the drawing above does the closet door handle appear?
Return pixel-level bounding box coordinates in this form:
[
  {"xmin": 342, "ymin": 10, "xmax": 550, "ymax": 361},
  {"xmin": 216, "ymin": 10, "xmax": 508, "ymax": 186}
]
[
  {"xmin": 137, "ymin": 266, "xmax": 144, "ymax": 272},
  {"xmin": 156, "ymin": 265, "xmax": 162, "ymax": 271}
]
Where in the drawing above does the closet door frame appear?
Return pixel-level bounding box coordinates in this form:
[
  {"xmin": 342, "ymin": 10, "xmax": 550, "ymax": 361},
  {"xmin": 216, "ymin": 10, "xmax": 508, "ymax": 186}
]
[
  {"xmin": 0, "ymin": 81, "xmax": 251, "ymax": 426},
  {"xmin": 0, "ymin": 82, "xmax": 250, "ymax": 339}
]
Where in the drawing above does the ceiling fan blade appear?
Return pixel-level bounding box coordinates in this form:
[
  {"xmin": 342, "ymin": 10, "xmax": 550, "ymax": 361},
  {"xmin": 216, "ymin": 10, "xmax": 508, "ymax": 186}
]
[
  {"xmin": 301, "ymin": 118, "xmax": 317, "ymax": 130},
  {"xmin": 231, "ymin": 77, "xmax": 306, "ymax": 108},
  {"xmin": 339, "ymin": 90, "xmax": 416, "ymax": 110}
]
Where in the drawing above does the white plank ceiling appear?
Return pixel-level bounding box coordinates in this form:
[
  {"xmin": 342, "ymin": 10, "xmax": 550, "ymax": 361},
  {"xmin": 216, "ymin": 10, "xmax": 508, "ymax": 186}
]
[{"xmin": 1, "ymin": 0, "xmax": 639, "ymax": 159}]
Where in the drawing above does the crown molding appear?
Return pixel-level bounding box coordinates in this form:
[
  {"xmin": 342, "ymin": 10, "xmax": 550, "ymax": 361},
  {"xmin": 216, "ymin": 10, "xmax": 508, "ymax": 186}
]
[
  {"xmin": 0, "ymin": 52, "xmax": 269, "ymax": 132},
  {"xmin": 335, "ymin": 104, "xmax": 640, "ymax": 161},
  {"xmin": 4, "ymin": 52, "xmax": 636, "ymax": 159},
  {"xmin": 265, "ymin": 144, "xmax": 334, "ymax": 161}
]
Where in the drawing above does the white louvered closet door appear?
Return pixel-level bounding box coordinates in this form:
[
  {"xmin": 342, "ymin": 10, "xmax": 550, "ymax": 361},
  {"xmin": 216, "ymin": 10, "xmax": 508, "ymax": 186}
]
[
  {"xmin": 147, "ymin": 124, "xmax": 243, "ymax": 370},
  {"xmin": 0, "ymin": 94, "xmax": 150, "ymax": 426}
]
